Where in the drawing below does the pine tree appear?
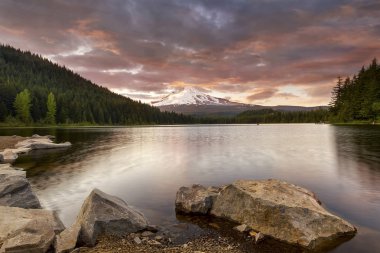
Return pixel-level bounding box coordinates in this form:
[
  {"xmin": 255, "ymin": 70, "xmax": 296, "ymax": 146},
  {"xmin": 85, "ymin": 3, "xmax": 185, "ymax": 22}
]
[
  {"xmin": 46, "ymin": 92, "xmax": 56, "ymax": 124},
  {"xmin": 13, "ymin": 89, "xmax": 32, "ymax": 123}
]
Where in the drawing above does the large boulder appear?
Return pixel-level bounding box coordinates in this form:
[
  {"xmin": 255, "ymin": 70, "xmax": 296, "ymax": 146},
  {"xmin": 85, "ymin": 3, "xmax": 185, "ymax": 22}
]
[
  {"xmin": 0, "ymin": 168, "xmax": 42, "ymax": 209},
  {"xmin": 73, "ymin": 189, "xmax": 149, "ymax": 246},
  {"xmin": 175, "ymin": 184, "xmax": 220, "ymax": 214},
  {"xmin": 0, "ymin": 206, "xmax": 64, "ymax": 252},
  {"xmin": 210, "ymin": 179, "xmax": 357, "ymax": 250}
]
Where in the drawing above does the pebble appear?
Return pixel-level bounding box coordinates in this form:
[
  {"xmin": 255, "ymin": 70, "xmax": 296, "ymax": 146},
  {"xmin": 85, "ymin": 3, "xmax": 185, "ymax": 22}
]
[
  {"xmin": 233, "ymin": 224, "xmax": 249, "ymax": 233},
  {"xmin": 148, "ymin": 240, "xmax": 162, "ymax": 246},
  {"xmin": 141, "ymin": 231, "xmax": 154, "ymax": 237},
  {"xmin": 255, "ymin": 232, "xmax": 265, "ymax": 244},
  {"xmin": 154, "ymin": 235, "xmax": 163, "ymax": 241},
  {"xmin": 133, "ymin": 236, "xmax": 142, "ymax": 244}
]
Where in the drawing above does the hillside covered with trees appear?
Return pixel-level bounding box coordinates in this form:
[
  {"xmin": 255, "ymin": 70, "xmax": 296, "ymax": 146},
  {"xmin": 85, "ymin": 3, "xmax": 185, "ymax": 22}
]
[
  {"xmin": 329, "ymin": 59, "xmax": 380, "ymax": 123},
  {"xmin": 0, "ymin": 45, "xmax": 193, "ymax": 125}
]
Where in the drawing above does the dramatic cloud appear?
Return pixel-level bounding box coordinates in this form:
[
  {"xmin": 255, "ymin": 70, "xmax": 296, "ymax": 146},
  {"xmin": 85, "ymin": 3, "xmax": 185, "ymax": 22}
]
[{"xmin": 0, "ymin": 0, "xmax": 379, "ymax": 106}]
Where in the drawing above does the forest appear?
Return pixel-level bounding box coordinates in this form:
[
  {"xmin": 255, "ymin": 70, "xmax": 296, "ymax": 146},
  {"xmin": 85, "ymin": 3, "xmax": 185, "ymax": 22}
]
[
  {"xmin": 197, "ymin": 108, "xmax": 329, "ymax": 124},
  {"xmin": 0, "ymin": 45, "xmax": 193, "ymax": 125},
  {"xmin": 329, "ymin": 59, "xmax": 380, "ymax": 123}
]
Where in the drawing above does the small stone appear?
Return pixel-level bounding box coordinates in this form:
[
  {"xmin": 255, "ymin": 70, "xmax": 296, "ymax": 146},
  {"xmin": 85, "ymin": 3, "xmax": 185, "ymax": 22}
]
[
  {"xmin": 209, "ymin": 223, "xmax": 220, "ymax": 229},
  {"xmin": 134, "ymin": 237, "xmax": 142, "ymax": 244},
  {"xmin": 249, "ymin": 230, "xmax": 257, "ymax": 237},
  {"xmin": 234, "ymin": 224, "xmax": 249, "ymax": 233},
  {"xmin": 154, "ymin": 235, "xmax": 163, "ymax": 241},
  {"xmin": 148, "ymin": 240, "xmax": 161, "ymax": 246},
  {"xmin": 141, "ymin": 231, "xmax": 154, "ymax": 237},
  {"xmin": 255, "ymin": 232, "xmax": 265, "ymax": 244},
  {"xmin": 182, "ymin": 243, "xmax": 188, "ymax": 248}
]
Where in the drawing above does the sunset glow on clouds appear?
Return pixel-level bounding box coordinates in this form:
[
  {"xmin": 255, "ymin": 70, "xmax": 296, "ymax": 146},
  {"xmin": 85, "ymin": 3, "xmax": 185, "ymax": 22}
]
[{"xmin": 0, "ymin": 0, "xmax": 379, "ymax": 106}]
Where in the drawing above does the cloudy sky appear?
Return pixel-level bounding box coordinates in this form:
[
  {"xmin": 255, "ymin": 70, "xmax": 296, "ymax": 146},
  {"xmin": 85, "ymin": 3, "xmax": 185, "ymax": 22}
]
[{"xmin": 1, "ymin": 0, "xmax": 379, "ymax": 106}]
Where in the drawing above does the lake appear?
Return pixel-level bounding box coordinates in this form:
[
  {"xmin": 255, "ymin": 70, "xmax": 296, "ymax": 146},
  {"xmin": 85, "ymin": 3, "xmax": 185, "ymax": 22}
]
[{"xmin": 1, "ymin": 124, "xmax": 380, "ymax": 252}]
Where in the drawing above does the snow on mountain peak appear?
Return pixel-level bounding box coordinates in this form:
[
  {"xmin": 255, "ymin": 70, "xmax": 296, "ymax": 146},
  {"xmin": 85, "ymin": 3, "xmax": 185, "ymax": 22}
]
[{"xmin": 152, "ymin": 87, "xmax": 237, "ymax": 106}]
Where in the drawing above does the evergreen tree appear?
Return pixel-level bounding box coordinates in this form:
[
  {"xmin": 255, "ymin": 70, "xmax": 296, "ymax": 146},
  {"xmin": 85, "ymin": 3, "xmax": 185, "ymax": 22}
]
[
  {"xmin": 46, "ymin": 92, "xmax": 56, "ymax": 124},
  {"xmin": 329, "ymin": 58, "xmax": 380, "ymax": 122},
  {"xmin": 13, "ymin": 89, "xmax": 32, "ymax": 123}
]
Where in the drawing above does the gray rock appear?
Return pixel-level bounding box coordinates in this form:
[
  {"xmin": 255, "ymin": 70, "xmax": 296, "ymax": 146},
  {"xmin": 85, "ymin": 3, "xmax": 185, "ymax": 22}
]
[
  {"xmin": 0, "ymin": 206, "xmax": 64, "ymax": 252},
  {"xmin": 75, "ymin": 189, "xmax": 149, "ymax": 246},
  {"xmin": 175, "ymin": 184, "xmax": 221, "ymax": 214},
  {"xmin": 55, "ymin": 223, "xmax": 81, "ymax": 253},
  {"xmin": 0, "ymin": 169, "xmax": 42, "ymax": 209},
  {"xmin": 210, "ymin": 179, "xmax": 357, "ymax": 250}
]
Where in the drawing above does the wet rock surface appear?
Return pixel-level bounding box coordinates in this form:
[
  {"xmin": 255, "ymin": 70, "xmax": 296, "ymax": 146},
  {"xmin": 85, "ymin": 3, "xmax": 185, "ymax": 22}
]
[
  {"xmin": 176, "ymin": 179, "xmax": 357, "ymax": 251},
  {"xmin": 175, "ymin": 184, "xmax": 221, "ymax": 214}
]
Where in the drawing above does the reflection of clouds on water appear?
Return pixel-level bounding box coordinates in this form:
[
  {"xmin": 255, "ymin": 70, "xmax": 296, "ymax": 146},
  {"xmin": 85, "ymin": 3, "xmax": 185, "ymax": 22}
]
[{"xmin": 5, "ymin": 125, "xmax": 380, "ymax": 253}]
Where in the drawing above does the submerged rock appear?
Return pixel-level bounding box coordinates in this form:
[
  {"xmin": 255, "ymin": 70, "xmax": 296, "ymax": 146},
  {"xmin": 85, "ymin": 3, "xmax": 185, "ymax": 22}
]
[
  {"xmin": 210, "ymin": 179, "xmax": 357, "ymax": 250},
  {"xmin": 175, "ymin": 184, "xmax": 221, "ymax": 214},
  {"xmin": 15, "ymin": 136, "xmax": 71, "ymax": 150},
  {"xmin": 73, "ymin": 189, "xmax": 149, "ymax": 246},
  {"xmin": 0, "ymin": 135, "xmax": 71, "ymax": 164},
  {"xmin": 0, "ymin": 168, "xmax": 42, "ymax": 209},
  {"xmin": 0, "ymin": 206, "xmax": 64, "ymax": 252}
]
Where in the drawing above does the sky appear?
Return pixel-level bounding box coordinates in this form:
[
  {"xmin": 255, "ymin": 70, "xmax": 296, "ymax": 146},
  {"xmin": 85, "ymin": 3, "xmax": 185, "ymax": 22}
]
[{"xmin": 0, "ymin": 0, "xmax": 379, "ymax": 106}]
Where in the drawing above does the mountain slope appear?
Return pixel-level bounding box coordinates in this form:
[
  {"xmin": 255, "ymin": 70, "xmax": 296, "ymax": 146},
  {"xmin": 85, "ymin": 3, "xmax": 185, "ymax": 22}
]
[{"xmin": 0, "ymin": 45, "xmax": 192, "ymax": 124}]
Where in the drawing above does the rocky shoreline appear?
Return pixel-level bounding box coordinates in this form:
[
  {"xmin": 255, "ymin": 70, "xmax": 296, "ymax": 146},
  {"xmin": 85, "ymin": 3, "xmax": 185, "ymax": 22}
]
[{"xmin": 0, "ymin": 135, "xmax": 357, "ymax": 252}]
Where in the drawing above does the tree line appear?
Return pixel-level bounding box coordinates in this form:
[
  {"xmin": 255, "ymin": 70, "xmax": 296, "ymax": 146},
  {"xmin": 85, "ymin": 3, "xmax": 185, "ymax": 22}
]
[
  {"xmin": 0, "ymin": 45, "xmax": 193, "ymax": 125},
  {"xmin": 329, "ymin": 59, "xmax": 380, "ymax": 122},
  {"xmin": 198, "ymin": 108, "xmax": 329, "ymax": 124}
]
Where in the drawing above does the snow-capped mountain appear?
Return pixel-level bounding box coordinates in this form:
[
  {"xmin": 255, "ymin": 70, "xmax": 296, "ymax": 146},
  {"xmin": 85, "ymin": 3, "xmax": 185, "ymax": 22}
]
[
  {"xmin": 152, "ymin": 87, "xmax": 240, "ymax": 106},
  {"xmin": 152, "ymin": 87, "xmax": 326, "ymax": 116}
]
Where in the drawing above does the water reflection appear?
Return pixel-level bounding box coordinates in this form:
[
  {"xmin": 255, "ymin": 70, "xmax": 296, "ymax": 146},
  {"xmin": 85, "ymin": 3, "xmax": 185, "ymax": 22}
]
[{"xmin": 0, "ymin": 125, "xmax": 379, "ymax": 252}]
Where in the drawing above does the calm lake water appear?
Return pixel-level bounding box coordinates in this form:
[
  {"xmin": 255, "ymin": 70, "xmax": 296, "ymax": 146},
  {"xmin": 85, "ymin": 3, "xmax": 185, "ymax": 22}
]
[{"xmin": 1, "ymin": 124, "xmax": 380, "ymax": 252}]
